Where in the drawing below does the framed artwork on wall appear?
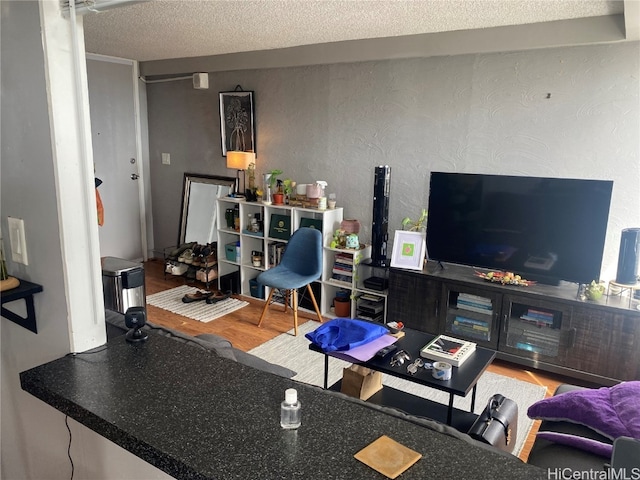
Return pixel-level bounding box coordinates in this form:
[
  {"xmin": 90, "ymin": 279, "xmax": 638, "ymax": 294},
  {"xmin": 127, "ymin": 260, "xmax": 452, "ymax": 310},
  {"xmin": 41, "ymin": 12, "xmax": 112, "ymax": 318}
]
[
  {"xmin": 219, "ymin": 89, "xmax": 255, "ymax": 156},
  {"xmin": 390, "ymin": 231, "xmax": 426, "ymax": 271}
]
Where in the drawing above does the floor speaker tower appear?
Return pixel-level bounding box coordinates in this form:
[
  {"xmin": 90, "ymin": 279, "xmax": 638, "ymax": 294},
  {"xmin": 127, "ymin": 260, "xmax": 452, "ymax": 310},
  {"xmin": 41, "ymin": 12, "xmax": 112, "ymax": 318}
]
[
  {"xmin": 616, "ymin": 228, "xmax": 640, "ymax": 285},
  {"xmin": 371, "ymin": 166, "xmax": 391, "ymax": 267}
]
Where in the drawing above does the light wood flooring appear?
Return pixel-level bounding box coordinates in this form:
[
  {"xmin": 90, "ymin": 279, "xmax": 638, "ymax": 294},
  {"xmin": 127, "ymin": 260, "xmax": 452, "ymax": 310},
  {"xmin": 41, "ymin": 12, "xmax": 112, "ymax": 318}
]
[{"xmin": 143, "ymin": 258, "xmax": 582, "ymax": 462}]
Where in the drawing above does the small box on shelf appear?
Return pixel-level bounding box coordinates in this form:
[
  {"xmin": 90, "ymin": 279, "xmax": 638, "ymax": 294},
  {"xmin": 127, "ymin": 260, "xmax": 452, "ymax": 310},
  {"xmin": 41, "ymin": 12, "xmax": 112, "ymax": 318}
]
[{"xmin": 225, "ymin": 243, "xmax": 238, "ymax": 262}]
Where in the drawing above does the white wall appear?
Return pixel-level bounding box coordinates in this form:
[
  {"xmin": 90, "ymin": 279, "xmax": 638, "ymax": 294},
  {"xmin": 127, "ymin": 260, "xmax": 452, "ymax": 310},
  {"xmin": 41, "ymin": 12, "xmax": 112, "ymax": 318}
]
[{"xmin": 147, "ymin": 42, "xmax": 639, "ymax": 282}]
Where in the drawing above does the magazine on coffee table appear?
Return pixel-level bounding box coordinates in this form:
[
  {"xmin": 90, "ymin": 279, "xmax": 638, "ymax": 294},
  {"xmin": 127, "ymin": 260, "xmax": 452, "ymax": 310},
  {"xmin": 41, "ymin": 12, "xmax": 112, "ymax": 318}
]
[{"xmin": 419, "ymin": 334, "xmax": 476, "ymax": 367}]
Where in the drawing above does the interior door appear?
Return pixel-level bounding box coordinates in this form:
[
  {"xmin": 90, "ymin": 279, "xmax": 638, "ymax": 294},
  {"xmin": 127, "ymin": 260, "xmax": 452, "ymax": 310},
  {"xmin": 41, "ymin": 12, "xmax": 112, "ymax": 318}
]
[{"xmin": 87, "ymin": 57, "xmax": 143, "ymax": 261}]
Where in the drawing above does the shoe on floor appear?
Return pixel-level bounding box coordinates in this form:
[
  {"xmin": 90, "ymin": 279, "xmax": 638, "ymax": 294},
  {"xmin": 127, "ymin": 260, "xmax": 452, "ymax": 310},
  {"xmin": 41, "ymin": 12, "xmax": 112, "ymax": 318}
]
[
  {"xmin": 182, "ymin": 290, "xmax": 213, "ymax": 303},
  {"xmin": 205, "ymin": 290, "xmax": 232, "ymax": 304}
]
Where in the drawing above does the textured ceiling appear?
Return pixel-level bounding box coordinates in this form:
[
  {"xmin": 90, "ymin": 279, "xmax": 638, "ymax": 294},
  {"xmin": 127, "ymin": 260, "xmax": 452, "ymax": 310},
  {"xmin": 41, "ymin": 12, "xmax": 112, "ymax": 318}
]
[{"xmin": 82, "ymin": 0, "xmax": 624, "ymax": 62}]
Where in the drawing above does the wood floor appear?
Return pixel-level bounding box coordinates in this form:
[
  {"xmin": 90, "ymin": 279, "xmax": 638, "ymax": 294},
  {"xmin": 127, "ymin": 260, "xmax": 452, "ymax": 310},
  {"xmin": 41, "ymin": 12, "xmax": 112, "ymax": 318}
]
[{"xmin": 143, "ymin": 258, "xmax": 580, "ymax": 462}]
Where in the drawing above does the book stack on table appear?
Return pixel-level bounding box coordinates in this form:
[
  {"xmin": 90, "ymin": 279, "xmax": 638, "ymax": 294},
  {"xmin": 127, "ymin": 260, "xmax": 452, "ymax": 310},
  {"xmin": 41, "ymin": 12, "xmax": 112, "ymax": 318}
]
[{"xmin": 419, "ymin": 334, "xmax": 477, "ymax": 367}]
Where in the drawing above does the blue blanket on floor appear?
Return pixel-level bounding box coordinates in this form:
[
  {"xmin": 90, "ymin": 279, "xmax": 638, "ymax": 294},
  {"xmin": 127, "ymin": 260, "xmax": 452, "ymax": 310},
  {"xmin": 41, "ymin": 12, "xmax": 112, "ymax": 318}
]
[{"xmin": 305, "ymin": 318, "xmax": 388, "ymax": 352}]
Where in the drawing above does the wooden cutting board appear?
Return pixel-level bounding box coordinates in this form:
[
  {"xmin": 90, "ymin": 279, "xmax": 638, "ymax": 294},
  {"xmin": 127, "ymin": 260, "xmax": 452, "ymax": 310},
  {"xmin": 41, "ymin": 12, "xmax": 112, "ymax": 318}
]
[{"xmin": 354, "ymin": 435, "xmax": 422, "ymax": 479}]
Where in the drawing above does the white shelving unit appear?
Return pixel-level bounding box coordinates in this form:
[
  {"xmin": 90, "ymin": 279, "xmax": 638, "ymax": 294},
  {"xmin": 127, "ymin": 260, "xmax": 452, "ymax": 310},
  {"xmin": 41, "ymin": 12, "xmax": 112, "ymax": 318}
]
[
  {"xmin": 321, "ymin": 245, "xmax": 389, "ymax": 323},
  {"xmin": 216, "ymin": 198, "xmax": 344, "ymax": 316}
]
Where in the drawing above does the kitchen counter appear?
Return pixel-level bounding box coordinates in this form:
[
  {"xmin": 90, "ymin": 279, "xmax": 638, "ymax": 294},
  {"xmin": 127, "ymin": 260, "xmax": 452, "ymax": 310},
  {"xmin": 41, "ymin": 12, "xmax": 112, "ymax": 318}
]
[{"xmin": 20, "ymin": 330, "xmax": 543, "ymax": 479}]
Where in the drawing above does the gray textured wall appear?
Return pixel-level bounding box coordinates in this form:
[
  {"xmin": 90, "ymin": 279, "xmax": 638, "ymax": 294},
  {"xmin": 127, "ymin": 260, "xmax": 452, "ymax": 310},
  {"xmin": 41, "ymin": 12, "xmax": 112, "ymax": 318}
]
[{"xmin": 147, "ymin": 41, "xmax": 639, "ymax": 281}]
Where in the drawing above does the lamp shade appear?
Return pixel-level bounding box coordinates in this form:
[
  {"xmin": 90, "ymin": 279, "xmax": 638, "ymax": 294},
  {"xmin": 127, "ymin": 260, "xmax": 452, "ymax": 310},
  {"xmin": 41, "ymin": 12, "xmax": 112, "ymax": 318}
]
[{"xmin": 227, "ymin": 151, "xmax": 255, "ymax": 170}]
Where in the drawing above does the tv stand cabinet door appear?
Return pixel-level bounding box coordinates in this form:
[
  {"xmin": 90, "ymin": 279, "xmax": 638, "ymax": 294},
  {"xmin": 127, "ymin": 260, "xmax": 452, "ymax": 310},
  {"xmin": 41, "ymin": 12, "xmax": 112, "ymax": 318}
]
[
  {"xmin": 498, "ymin": 295, "xmax": 573, "ymax": 365},
  {"xmin": 440, "ymin": 284, "xmax": 500, "ymax": 349},
  {"xmin": 564, "ymin": 307, "xmax": 640, "ymax": 381},
  {"xmin": 387, "ymin": 269, "xmax": 441, "ymax": 334}
]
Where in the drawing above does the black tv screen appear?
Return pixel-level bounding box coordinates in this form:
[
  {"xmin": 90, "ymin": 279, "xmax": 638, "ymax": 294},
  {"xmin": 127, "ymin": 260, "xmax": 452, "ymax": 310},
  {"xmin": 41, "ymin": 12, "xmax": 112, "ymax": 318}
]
[{"xmin": 426, "ymin": 172, "xmax": 613, "ymax": 285}]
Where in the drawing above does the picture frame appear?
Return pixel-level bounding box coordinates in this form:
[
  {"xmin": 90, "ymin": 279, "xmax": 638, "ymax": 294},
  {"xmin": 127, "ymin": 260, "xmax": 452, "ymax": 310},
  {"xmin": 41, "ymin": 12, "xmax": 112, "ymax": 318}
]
[
  {"xmin": 219, "ymin": 90, "xmax": 255, "ymax": 156},
  {"xmin": 390, "ymin": 230, "xmax": 426, "ymax": 271}
]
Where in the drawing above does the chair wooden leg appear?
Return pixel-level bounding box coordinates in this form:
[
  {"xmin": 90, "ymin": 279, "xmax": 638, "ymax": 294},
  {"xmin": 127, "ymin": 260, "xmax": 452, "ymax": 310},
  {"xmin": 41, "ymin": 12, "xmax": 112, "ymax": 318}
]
[
  {"xmin": 292, "ymin": 288, "xmax": 298, "ymax": 336},
  {"xmin": 258, "ymin": 289, "xmax": 275, "ymax": 328},
  {"xmin": 306, "ymin": 284, "xmax": 324, "ymax": 323}
]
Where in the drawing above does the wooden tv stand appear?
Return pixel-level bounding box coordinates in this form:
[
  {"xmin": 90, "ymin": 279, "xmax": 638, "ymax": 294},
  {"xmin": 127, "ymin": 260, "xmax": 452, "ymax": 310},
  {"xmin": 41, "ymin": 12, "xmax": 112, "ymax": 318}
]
[{"xmin": 387, "ymin": 261, "xmax": 640, "ymax": 385}]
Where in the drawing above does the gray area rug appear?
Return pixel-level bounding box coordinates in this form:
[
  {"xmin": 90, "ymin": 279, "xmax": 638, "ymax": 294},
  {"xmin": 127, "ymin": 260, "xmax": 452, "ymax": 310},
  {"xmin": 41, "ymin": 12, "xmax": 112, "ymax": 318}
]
[
  {"xmin": 249, "ymin": 321, "xmax": 546, "ymax": 456},
  {"xmin": 146, "ymin": 285, "xmax": 249, "ymax": 323}
]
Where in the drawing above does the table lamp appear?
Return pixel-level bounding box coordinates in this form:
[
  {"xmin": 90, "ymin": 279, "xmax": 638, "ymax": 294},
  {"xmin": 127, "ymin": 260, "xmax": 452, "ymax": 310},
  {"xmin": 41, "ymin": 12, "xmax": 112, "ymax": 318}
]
[{"xmin": 227, "ymin": 151, "xmax": 255, "ymax": 197}]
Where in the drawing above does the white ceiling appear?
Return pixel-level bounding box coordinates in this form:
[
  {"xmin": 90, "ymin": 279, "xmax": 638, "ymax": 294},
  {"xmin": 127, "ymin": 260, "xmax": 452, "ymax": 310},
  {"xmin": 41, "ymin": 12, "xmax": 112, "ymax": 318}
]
[{"xmin": 82, "ymin": 0, "xmax": 628, "ymax": 62}]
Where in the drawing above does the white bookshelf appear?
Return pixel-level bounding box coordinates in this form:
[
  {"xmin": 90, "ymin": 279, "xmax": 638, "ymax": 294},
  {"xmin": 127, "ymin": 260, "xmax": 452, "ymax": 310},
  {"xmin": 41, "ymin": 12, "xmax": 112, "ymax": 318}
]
[
  {"xmin": 321, "ymin": 244, "xmax": 388, "ymax": 323},
  {"xmin": 216, "ymin": 198, "xmax": 343, "ymax": 316}
]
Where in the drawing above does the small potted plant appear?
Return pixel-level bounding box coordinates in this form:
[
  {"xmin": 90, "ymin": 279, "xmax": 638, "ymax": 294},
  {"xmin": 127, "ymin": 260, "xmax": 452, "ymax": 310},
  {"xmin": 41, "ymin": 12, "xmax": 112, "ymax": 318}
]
[
  {"xmin": 268, "ymin": 169, "xmax": 284, "ymax": 205},
  {"xmin": 262, "ymin": 169, "xmax": 282, "ymax": 204},
  {"xmin": 584, "ymin": 280, "xmax": 606, "ymax": 301},
  {"xmin": 401, "ymin": 208, "xmax": 428, "ymax": 232},
  {"xmin": 282, "ymin": 179, "xmax": 295, "ymax": 203}
]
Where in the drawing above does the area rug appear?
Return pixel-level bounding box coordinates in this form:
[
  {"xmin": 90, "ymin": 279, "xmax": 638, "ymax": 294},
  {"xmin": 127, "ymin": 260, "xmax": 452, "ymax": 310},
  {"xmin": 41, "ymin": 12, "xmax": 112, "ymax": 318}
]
[
  {"xmin": 146, "ymin": 285, "xmax": 249, "ymax": 323},
  {"xmin": 249, "ymin": 321, "xmax": 546, "ymax": 456}
]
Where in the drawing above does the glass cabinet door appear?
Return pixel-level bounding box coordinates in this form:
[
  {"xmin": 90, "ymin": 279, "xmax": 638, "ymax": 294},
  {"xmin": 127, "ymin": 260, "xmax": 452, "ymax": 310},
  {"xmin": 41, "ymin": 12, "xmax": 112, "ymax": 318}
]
[
  {"xmin": 499, "ymin": 295, "xmax": 573, "ymax": 362},
  {"xmin": 441, "ymin": 285, "xmax": 500, "ymax": 349}
]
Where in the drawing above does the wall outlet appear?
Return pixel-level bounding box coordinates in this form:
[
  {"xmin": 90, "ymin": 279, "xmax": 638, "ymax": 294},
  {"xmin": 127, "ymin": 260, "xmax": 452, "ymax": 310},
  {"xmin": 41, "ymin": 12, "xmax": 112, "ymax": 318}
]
[
  {"xmin": 7, "ymin": 216, "xmax": 28, "ymax": 265},
  {"xmin": 162, "ymin": 153, "xmax": 170, "ymax": 165}
]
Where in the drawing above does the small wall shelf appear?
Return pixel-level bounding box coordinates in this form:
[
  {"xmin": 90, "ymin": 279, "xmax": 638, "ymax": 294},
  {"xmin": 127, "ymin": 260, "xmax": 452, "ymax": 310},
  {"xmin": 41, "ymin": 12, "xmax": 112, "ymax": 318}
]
[{"xmin": 1, "ymin": 278, "xmax": 43, "ymax": 333}]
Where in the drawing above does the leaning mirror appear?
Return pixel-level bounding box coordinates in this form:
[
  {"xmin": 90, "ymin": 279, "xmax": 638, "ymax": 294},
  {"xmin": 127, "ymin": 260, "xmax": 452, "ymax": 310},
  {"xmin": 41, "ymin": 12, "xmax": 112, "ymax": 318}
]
[{"xmin": 178, "ymin": 173, "xmax": 235, "ymax": 246}]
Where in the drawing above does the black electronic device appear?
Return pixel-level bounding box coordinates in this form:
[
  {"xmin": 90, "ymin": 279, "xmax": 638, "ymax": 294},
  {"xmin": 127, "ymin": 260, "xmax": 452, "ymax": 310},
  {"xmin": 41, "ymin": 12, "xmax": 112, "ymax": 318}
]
[
  {"xmin": 426, "ymin": 172, "xmax": 613, "ymax": 285},
  {"xmin": 616, "ymin": 228, "xmax": 640, "ymax": 285},
  {"xmin": 124, "ymin": 306, "xmax": 148, "ymax": 343},
  {"xmin": 371, "ymin": 165, "xmax": 391, "ymax": 267},
  {"xmin": 375, "ymin": 345, "xmax": 397, "ymax": 358},
  {"xmin": 363, "ymin": 276, "xmax": 389, "ymax": 291}
]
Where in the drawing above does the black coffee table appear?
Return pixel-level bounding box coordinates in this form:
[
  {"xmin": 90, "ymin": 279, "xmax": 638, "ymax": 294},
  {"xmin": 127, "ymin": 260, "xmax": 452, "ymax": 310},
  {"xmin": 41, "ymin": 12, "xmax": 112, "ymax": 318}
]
[{"xmin": 310, "ymin": 328, "xmax": 496, "ymax": 431}]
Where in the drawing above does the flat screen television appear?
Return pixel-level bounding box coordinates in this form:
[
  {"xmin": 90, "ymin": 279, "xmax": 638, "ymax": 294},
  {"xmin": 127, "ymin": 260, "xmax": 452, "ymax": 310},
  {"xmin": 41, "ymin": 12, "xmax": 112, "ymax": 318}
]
[{"xmin": 426, "ymin": 172, "xmax": 613, "ymax": 285}]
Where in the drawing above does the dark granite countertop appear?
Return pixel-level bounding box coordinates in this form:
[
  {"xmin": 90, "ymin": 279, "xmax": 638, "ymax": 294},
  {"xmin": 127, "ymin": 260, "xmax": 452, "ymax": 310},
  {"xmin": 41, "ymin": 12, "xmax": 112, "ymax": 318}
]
[{"xmin": 20, "ymin": 331, "xmax": 544, "ymax": 479}]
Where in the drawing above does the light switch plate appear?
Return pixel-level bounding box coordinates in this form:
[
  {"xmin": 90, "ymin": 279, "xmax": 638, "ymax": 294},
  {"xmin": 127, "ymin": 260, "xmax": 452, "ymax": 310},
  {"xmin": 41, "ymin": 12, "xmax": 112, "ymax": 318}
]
[
  {"xmin": 162, "ymin": 153, "xmax": 170, "ymax": 165},
  {"xmin": 8, "ymin": 216, "xmax": 28, "ymax": 265}
]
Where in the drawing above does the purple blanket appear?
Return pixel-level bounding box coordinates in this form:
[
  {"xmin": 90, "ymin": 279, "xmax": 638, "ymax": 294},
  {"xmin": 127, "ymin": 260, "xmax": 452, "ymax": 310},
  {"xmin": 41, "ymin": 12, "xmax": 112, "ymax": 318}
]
[{"xmin": 527, "ymin": 381, "xmax": 640, "ymax": 457}]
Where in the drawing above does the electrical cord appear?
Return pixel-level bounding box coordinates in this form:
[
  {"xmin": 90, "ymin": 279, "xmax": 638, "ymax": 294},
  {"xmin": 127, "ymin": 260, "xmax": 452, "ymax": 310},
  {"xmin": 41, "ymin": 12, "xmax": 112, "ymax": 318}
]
[
  {"xmin": 65, "ymin": 345, "xmax": 109, "ymax": 358},
  {"xmin": 65, "ymin": 415, "xmax": 74, "ymax": 480}
]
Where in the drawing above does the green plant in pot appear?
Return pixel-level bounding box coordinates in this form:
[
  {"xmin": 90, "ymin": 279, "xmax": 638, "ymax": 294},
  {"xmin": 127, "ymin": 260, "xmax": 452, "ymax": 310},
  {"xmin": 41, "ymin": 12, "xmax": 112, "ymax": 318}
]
[
  {"xmin": 262, "ymin": 169, "xmax": 282, "ymax": 204},
  {"xmin": 584, "ymin": 280, "xmax": 606, "ymax": 301},
  {"xmin": 268, "ymin": 169, "xmax": 284, "ymax": 205},
  {"xmin": 283, "ymin": 178, "xmax": 294, "ymax": 196},
  {"xmin": 401, "ymin": 208, "xmax": 428, "ymax": 232}
]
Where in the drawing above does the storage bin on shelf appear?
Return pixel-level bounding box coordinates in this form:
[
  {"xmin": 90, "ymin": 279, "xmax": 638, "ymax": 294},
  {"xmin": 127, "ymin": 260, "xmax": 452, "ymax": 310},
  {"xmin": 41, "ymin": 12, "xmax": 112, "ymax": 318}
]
[{"xmin": 225, "ymin": 242, "xmax": 238, "ymax": 262}]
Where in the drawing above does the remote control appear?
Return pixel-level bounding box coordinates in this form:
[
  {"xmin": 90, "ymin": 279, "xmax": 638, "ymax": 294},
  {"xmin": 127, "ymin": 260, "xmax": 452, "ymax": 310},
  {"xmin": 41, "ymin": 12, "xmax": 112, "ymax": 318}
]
[{"xmin": 375, "ymin": 345, "xmax": 397, "ymax": 358}]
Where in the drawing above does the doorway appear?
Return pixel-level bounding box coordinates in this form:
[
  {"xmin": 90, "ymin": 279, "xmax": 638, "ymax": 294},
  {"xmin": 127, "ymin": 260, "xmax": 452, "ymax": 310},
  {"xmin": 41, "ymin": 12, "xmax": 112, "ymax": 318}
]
[{"xmin": 86, "ymin": 56, "xmax": 146, "ymax": 261}]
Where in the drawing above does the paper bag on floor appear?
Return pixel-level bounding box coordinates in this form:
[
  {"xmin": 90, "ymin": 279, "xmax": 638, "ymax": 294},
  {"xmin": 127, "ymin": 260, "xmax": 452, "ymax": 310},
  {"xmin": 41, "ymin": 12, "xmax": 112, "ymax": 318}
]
[{"xmin": 341, "ymin": 364, "xmax": 383, "ymax": 400}]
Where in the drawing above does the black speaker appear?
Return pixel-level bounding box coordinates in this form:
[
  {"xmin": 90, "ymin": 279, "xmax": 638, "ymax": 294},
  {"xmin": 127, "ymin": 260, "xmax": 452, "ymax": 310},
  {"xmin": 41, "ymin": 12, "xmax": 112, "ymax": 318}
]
[
  {"xmin": 616, "ymin": 228, "xmax": 640, "ymax": 285},
  {"xmin": 371, "ymin": 165, "xmax": 391, "ymax": 267}
]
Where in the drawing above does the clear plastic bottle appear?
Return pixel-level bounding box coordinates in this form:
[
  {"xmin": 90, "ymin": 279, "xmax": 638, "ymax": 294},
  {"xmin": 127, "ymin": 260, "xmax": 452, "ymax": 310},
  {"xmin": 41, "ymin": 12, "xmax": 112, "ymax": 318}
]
[{"xmin": 280, "ymin": 388, "xmax": 301, "ymax": 429}]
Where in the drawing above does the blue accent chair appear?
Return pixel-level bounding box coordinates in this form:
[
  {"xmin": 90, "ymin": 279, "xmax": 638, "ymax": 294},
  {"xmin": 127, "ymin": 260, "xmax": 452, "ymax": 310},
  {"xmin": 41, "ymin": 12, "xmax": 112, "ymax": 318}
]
[{"xmin": 257, "ymin": 227, "xmax": 324, "ymax": 335}]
